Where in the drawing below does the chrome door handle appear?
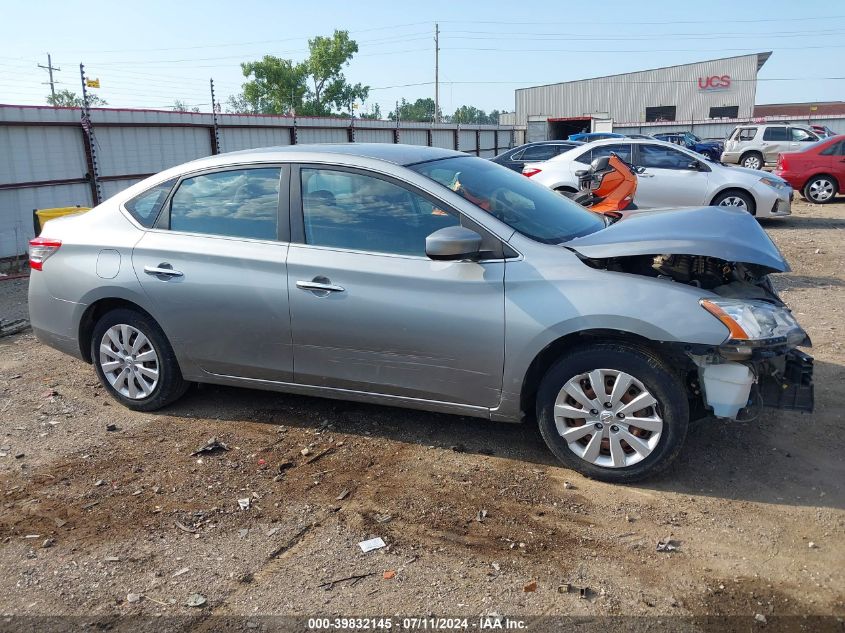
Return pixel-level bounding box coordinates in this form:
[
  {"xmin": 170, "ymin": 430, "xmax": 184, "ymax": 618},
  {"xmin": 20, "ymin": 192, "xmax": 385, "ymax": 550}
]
[
  {"xmin": 639, "ymin": 173, "xmax": 655, "ymax": 178},
  {"xmin": 296, "ymin": 280, "xmax": 345, "ymax": 293},
  {"xmin": 144, "ymin": 265, "xmax": 183, "ymax": 277}
]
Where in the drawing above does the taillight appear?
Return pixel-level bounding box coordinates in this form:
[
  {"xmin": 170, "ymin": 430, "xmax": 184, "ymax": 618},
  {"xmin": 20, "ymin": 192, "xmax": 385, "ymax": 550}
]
[
  {"xmin": 523, "ymin": 167, "xmax": 542, "ymax": 178},
  {"xmin": 28, "ymin": 237, "xmax": 62, "ymax": 270}
]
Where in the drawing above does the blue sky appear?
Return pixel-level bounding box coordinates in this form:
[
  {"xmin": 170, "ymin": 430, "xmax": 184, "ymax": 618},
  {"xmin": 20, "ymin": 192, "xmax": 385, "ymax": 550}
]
[{"xmin": 1, "ymin": 0, "xmax": 843, "ymax": 116}]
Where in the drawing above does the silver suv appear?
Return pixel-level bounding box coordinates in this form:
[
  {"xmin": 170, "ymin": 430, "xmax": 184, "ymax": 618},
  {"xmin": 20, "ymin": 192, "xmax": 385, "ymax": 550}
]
[
  {"xmin": 722, "ymin": 124, "xmax": 819, "ymax": 169},
  {"xmin": 28, "ymin": 144, "xmax": 813, "ymax": 482}
]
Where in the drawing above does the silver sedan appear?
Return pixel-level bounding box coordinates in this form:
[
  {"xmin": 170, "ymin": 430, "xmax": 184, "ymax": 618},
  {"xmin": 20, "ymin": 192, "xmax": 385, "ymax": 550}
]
[{"xmin": 28, "ymin": 144, "xmax": 812, "ymax": 482}]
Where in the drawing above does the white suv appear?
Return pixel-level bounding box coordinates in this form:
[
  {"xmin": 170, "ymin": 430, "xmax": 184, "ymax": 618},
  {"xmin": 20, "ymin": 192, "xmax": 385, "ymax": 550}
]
[
  {"xmin": 523, "ymin": 138, "xmax": 793, "ymax": 218},
  {"xmin": 721, "ymin": 124, "xmax": 819, "ymax": 169}
]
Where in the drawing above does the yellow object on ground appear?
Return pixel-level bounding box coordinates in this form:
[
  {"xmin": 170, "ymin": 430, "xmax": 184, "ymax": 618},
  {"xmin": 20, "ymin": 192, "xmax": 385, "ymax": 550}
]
[{"xmin": 33, "ymin": 206, "xmax": 91, "ymax": 234}]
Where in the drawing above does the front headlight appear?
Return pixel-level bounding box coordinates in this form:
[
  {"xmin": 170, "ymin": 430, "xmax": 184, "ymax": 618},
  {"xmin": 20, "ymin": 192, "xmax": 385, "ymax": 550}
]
[
  {"xmin": 700, "ymin": 299, "xmax": 808, "ymax": 346},
  {"xmin": 759, "ymin": 176, "xmax": 787, "ymax": 190}
]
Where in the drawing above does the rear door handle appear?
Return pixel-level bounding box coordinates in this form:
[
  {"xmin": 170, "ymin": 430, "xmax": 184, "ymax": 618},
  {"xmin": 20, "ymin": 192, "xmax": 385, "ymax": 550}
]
[
  {"xmin": 296, "ymin": 280, "xmax": 345, "ymax": 293},
  {"xmin": 144, "ymin": 264, "xmax": 183, "ymax": 277},
  {"xmin": 639, "ymin": 173, "xmax": 654, "ymax": 178}
]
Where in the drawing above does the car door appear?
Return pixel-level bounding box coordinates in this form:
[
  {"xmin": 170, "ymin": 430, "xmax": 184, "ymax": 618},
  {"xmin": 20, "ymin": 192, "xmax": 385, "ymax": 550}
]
[
  {"xmin": 633, "ymin": 143, "xmax": 710, "ymax": 208},
  {"xmin": 761, "ymin": 127, "xmax": 791, "ymax": 164},
  {"xmin": 823, "ymin": 139, "xmax": 845, "ymax": 184},
  {"xmin": 788, "ymin": 127, "xmax": 820, "ymax": 153},
  {"xmin": 131, "ymin": 165, "xmax": 293, "ymax": 381},
  {"xmin": 286, "ymin": 164, "xmax": 505, "ymax": 407}
]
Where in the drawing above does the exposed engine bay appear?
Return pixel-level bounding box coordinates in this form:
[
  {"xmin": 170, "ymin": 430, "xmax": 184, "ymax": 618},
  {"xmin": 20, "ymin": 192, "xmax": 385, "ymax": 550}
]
[
  {"xmin": 582, "ymin": 253, "xmax": 782, "ymax": 303},
  {"xmin": 580, "ymin": 253, "xmax": 813, "ymax": 418}
]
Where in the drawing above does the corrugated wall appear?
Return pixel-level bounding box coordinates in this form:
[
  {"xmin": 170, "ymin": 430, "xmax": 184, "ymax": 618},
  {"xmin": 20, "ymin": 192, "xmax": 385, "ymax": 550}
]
[
  {"xmin": 0, "ymin": 105, "xmax": 515, "ymax": 257},
  {"xmin": 515, "ymin": 53, "xmax": 762, "ymax": 126}
]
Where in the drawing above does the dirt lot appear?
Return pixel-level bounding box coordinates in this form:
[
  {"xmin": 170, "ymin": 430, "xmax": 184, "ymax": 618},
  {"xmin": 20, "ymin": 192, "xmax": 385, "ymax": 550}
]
[{"xmin": 0, "ymin": 199, "xmax": 843, "ymax": 630}]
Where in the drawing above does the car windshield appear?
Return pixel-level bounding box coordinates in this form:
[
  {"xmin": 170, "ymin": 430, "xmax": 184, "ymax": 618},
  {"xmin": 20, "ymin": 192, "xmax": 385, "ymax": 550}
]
[{"xmin": 409, "ymin": 155, "xmax": 606, "ymax": 244}]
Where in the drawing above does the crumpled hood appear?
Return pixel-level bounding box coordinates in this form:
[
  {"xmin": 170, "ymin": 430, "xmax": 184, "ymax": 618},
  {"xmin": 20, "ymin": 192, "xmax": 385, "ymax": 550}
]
[{"xmin": 563, "ymin": 206, "xmax": 790, "ymax": 272}]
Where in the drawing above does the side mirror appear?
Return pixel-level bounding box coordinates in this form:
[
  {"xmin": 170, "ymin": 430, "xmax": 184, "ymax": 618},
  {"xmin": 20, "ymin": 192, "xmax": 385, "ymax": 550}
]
[
  {"xmin": 687, "ymin": 160, "xmax": 703, "ymax": 170},
  {"xmin": 425, "ymin": 226, "xmax": 482, "ymax": 261}
]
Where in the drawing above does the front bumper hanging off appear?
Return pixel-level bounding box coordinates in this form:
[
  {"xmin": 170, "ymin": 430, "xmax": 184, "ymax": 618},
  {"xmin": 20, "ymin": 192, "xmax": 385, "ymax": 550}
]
[
  {"xmin": 757, "ymin": 349, "xmax": 814, "ymax": 413},
  {"xmin": 695, "ymin": 348, "xmax": 814, "ymax": 420}
]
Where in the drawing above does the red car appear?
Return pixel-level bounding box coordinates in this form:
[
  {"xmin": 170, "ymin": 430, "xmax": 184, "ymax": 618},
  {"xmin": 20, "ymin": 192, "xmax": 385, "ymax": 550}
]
[{"xmin": 774, "ymin": 134, "xmax": 845, "ymax": 203}]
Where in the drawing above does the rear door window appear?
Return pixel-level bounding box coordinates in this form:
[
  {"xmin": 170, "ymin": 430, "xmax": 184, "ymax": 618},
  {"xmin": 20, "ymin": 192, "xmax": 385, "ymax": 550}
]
[
  {"xmin": 790, "ymin": 128, "xmax": 817, "ymax": 142},
  {"xmin": 637, "ymin": 144, "xmax": 696, "ymax": 169},
  {"xmin": 519, "ymin": 144, "xmax": 558, "ymax": 161},
  {"xmin": 763, "ymin": 127, "xmax": 788, "ymax": 141},
  {"xmin": 168, "ymin": 167, "xmax": 281, "ymax": 240},
  {"xmin": 589, "ymin": 143, "xmax": 633, "ymax": 163}
]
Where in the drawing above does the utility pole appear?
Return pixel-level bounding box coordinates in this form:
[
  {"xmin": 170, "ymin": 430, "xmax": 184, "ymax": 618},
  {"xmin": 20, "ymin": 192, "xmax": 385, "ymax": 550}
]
[
  {"xmin": 434, "ymin": 23, "xmax": 440, "ymax": 124},
  {"xmin": 39, "ymin": 53, "xmax": 60, "ymax": 101},
  {"xmin": 209, "ymin": 78, "xmax": 221, "ymax": 154}
]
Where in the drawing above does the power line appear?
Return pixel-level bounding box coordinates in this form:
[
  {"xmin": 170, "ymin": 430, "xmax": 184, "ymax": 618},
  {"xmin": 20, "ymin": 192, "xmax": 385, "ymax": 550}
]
[{"xmin": 436, "ymin": 14, "xmax": 845, "ymax": 26}]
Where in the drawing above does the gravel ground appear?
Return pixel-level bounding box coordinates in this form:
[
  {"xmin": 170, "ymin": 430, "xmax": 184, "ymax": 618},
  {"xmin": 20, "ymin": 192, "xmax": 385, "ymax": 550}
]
[
  {"xmin": 0, "ymin": 199, "xmax": 843, "ymax": 631},
  {"xmin": 0, "ymin": 276, "xmax": 28, "ymax": 324}
]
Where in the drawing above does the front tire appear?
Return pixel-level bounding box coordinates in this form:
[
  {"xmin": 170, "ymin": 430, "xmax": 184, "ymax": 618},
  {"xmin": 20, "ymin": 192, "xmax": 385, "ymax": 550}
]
[
  {"xmin": 536, "ymin": 343, "xmax": 689, "ymax": 483},
  {"xmin": 802, "ymin": 175, "xmax": 837, "ymax": 203},
  {"xmin": 91, "ymin": 308, "xmax": 188, "ymax": 411},
  {"xmin": 712, "ymin": 190, "xmax": 756, "ymax": 215}
]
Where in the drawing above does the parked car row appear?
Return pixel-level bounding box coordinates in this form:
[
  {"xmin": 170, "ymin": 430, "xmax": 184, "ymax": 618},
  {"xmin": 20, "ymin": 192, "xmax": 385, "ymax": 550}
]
[
  {"xmin": 29, "ymin": 143, "xmax": 814, "ymax": 483},
  {"xmin": 520, "ymin": 138, "xmax": 793, "ymax": 217}
]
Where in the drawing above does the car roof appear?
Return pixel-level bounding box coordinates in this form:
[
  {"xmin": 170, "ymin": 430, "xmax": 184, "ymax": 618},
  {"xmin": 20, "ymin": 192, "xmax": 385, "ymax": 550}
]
[{"xmin": 224, "ymin": 143, "xmax": 463, "ymax": 166}]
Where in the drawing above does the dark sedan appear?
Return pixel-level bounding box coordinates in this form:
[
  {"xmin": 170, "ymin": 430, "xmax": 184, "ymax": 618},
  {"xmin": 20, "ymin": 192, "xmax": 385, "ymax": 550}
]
[{"xmin": 492, "ymin": 141, "xmax": 582, "ymax": 172}]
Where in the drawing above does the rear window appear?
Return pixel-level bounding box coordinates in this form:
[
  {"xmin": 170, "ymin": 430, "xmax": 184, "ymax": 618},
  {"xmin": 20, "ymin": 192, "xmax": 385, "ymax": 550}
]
[
  {"xmin": 124, "ymin": 178, "xmax": 177, "ymax": 228},
  {"xmin": 820, "ymin": 140, "xmax": 845, "ymax": 156},
  {"xmin": 519, "ymin": 145, "xmax": 558, "ymax": 161},
  {"xmin": 763, "ymin": 127, "xmax": 788, "ymax": 141},
  {"xmin": 574, "ymin": 143, "xmax": 632, "ymax": 165}
]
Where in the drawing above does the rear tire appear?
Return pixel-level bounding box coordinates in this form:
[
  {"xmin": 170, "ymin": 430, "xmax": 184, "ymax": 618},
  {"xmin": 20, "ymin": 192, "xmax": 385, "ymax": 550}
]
[
  {"xmin": 91, "ymin": 308, "xmax": 189, "ymax": 411},
  {"xmin": 802, "ymin": 175, "xmax": 837, "ymax": 203},
  {"xmin": 740, "ymin": 152, "xmax": 763, "ymax": 170},
  {"xmin": 536, "ymin": 343, "xmax": 689, "ymax": 483},
  {"xmin": 712, "ymin": 190, "xmax": 756, "ymax": 215}
]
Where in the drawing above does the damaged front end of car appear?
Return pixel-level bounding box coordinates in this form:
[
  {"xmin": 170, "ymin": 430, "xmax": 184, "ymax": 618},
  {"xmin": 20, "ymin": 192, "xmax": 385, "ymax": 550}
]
[{"xmin": 564, "ymin": 206, "xmax": 814, "ymax": 420}]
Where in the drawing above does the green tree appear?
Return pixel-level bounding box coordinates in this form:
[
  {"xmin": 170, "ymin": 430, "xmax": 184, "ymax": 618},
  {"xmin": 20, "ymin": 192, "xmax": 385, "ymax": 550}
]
[
  {"xmin": 360, "ymin": 103, "xmax": 383, "ymax": 119},
  {"xmin": 238, "ymin": 55, "xmax": 308, "ymax": 114},
  {"xmin": 171, "ymin": 100, "xmax": 200, "ymax": 113},
  {"xmin": 225, "ymin": 93, "xmax": 255, "ymax": 114},
  {"xmin": 304, "ymin": 30, "xmax": 363, "ymax": 115},
  {"xmin": 451, "ymin": 105, "xmax": 488, "ymax": 124},
  {"xmin": 46, "ymin": 89, "xmax": 107, "ymax": 107},
  {"xmin": 388, "ymin": 98, "xmax": 438, "ymax": 122},
  {"xmin": 235, "ymin": 30, "xmax": 368, "ymax": 117}
]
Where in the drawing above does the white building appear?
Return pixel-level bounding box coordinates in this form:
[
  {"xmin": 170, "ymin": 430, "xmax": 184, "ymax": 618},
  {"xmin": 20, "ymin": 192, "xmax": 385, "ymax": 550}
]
[{"xmin": 513, "ymin": 52, "xmax": 771, "ymax": 141}]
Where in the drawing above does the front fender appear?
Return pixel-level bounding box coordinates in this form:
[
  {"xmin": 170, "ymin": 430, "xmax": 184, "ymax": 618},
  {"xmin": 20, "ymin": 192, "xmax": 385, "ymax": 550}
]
[{"xmin": 497, "ymin": 248, "xmax": 731, "ymax": 419}]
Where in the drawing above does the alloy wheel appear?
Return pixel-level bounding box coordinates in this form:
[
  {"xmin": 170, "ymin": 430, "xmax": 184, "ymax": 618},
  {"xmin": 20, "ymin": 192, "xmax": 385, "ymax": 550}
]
[
  {"xmin": 808, "ymin": 178, "xmax": 835, "ymax": 202},
  {"xmin": 717, "ymin": 195, "xmax": 749, "ymax": 210},
  {"xmin": 553, "ymin": 369, "xmax": 663, "ymax": 468},
  {"xmin": 99, "ymin": 324, "xmax": 160, "ymax": 399},
  {"xmin": 742, "ymin": 155, "xmax": 761, "ymax": 170}
]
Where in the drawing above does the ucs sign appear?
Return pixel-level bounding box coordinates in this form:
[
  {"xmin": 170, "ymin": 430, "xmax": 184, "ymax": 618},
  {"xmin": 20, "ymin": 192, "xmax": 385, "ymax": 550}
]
[{"xmin": 698, "ymin": 75, "xmax": 731, "ymax": 90}]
